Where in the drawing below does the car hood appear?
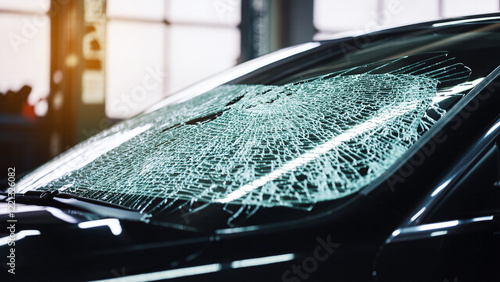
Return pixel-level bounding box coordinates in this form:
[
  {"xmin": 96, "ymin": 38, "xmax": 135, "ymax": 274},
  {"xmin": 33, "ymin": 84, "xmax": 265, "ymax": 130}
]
[{"xmin": 0, "ymin": 201, "xmax": 212, "ymax": 281}]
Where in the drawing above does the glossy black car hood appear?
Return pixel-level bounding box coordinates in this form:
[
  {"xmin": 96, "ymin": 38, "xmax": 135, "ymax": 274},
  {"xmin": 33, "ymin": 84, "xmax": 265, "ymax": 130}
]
[{"xmin": 0, "ymin": 201, "xmax": 212, "ymax": 280}]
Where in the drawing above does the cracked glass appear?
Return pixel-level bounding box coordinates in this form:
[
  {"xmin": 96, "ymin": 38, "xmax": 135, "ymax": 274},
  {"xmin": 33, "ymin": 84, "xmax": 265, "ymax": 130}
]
[{"xmin": 17, "ymin": 53, "xmax": 472, "ymax": 225}]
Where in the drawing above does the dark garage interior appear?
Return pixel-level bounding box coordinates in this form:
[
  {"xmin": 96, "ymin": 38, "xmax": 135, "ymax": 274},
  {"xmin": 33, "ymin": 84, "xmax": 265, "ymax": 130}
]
[
  {"xmin": 3, "ymin": 0, "xmax": 499, "ymax": 181},
  {"xmin": 1, "ymin": 1, "xmax": 500, "ymax": 281}
]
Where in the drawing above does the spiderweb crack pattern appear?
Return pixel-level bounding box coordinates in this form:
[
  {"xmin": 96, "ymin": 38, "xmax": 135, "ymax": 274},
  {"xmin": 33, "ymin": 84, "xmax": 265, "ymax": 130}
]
[{"xmin": 18, "ymin": 53, "xmax": 471, "ymax": 222}]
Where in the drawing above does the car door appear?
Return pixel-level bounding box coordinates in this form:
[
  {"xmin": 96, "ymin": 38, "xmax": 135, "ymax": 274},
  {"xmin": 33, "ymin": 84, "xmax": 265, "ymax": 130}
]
[{"xmin": 374, "ymin": 117, "xmax": 500, "ymax": 282}]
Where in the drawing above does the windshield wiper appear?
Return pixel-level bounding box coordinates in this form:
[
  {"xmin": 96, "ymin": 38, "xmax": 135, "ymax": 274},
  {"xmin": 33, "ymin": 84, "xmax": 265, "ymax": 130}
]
[
  {"xmin": 0, "ymin": 190, "xmax": 151, "ymax": 223},
  {"xmin": 2, "ymin": 190, "xmax": 133, "ymax": 209},
  {"xmin": 0, "ymin": 190, "xmax": 201, "ymax": 232}
]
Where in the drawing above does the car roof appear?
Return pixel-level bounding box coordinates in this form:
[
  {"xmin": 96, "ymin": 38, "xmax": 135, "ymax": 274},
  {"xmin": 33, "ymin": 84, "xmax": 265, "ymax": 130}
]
[{"xmin": 315, "ymin": 12, "xmax": 500, "ymax": 42}]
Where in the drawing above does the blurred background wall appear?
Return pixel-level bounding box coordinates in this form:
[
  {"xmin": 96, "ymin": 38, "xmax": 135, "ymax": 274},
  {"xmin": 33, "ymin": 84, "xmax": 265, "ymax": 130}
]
[{"xmin": 1, "ymin": 0, "xmax": 500, "ymax": 183}]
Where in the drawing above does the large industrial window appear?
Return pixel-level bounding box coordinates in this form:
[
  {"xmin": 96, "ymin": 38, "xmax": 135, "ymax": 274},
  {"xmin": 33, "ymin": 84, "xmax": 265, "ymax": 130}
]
[
  {"xmin": 0, "ymin": 0, "xmax": 50, "ymax": 117},
  {"xmin": 105, "ymin": 0, "xmax": 241, "ymax": 119}
]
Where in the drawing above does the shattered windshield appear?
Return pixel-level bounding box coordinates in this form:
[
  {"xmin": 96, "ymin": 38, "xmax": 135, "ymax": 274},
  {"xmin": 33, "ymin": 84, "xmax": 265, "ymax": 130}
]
[{"xmin": 16, "ymin": 52, "xmax": 472, "ymax": 227}]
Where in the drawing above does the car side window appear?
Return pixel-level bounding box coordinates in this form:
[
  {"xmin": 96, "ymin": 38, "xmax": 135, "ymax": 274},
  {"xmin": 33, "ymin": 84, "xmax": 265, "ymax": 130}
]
[{"xmin": 425, "ymin": 143, "xmax": 500, "ymax": 223}]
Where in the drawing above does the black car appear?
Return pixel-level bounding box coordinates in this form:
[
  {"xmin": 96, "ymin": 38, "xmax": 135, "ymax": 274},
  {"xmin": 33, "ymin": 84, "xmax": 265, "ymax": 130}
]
[{"xmin": 2, "ymin": 13, "xmax": 500, "ymax": 282}]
